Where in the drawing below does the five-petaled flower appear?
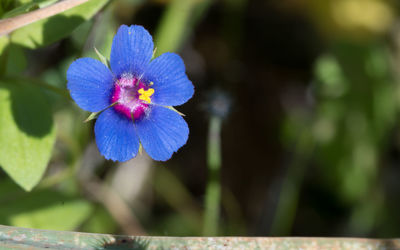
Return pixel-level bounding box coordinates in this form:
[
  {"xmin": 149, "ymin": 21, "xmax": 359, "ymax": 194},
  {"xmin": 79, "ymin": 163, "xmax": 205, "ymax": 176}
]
[{"xmin": 67, "ymin": 25, "xmax": 194, "ymax": 162}]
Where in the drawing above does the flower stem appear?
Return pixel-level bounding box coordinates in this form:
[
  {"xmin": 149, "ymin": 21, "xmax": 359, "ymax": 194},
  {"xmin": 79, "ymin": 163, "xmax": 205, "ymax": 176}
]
[{"xmin": 203, "ymin": 115, "xmax": 222, "ymax": 236}]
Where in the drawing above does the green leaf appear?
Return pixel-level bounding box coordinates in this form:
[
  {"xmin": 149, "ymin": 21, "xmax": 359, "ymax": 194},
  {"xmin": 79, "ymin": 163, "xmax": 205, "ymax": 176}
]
[
  {"xmin": 0, "ymin": 184, "xmax": 93, "ymax": 231},
  {"xmin": 6, "ymin": 44, "xmax": 26, "ymax": 75},
  {"xmin": 0, "ymin": 36, "xmax": 9, "ymax": 55},
  {"xmin": 2, "ymin": 0, "xmax": 60, "ymax": 19},
  {"xmin": 0, "ymin": 81, "xmax": 56, "ymax": 191},
  {"xmin": 10, "ymin": 0, "xmax": 109, "ymax": 49},
  {"xmin": 0, "ymin": 0, "xmax": 16, "ymax": 17},
  {"xmin": 0, "ymin": 36, "xmax": 10, "ymax": 76},
  {"xmin": 2, "ymin": 2, "xmax": 39, "ymax": 19}
]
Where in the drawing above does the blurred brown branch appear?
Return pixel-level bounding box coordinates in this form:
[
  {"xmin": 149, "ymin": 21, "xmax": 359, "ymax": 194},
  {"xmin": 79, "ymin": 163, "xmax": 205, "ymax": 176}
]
[
  {"xmin": 0, "ymin": 0, "xmax": 90, "ymax": 36},
  {"xmin": 84, "ymin": 179, "xmax": 147, "ymax": 236}
]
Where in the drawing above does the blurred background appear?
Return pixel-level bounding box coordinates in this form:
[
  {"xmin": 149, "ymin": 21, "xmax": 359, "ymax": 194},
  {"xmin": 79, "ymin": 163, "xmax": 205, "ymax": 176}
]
[{"xmin": 1, "ymin": 0, "xmax": 400, "ymax": 238}]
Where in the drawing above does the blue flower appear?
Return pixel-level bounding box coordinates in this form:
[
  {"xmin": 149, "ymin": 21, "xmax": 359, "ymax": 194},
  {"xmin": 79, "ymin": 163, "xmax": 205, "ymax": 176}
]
[{"xmin": 67, "ymin": 25, "xmax": 194, "ymax": 162}]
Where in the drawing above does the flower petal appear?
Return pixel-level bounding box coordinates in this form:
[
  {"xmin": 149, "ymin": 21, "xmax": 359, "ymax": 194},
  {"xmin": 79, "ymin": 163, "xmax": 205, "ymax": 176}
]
[
  {"xmin": 144, "ymin": 52, "xmax": 194, "ymax": 106},
  {"xmin": 135, "ymin": 106, "xmax": 189, "ymax": 161},
  {"xmin": 110, "ymin": 25, "xmax": 154, "ymax": 78},
  {"xmin": 95, "ymin": 108, "xmax": 140, "ymax": 162},
  {"xmin": 67, "ymin": 58, "xmax": 114, "ymax": 112}
]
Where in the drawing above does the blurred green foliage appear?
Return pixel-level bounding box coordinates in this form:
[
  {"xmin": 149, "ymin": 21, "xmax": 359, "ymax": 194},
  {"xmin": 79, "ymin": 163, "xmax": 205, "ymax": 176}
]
[
  {"xmin": 281, "ymin": 42, "xmax": 397, "ymax": 234},
  {"xmin": 277, "ymin": 0, "xmax": 400, "ymax": 237},
  {"xmin": 0, "ymin": 180, "xmax": 92, "ymax": 230}
]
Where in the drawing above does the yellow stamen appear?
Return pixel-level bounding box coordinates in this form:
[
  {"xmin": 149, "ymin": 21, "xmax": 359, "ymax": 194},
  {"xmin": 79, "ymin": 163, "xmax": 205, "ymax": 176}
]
[{"xmin": 138, "ymin": 88, "xmax": 154, "ymax": 103}]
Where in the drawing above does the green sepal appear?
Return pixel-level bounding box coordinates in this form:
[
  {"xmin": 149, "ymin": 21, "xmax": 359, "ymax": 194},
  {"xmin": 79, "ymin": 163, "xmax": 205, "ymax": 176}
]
[
  {"xmin": 130, "ymin": 112, "xmax": 144, "ymax": 156},
  {"xmin": 94, "ymin": 47, "xmax": 110, "ymax": 68},
  {"xmin": 166, "ymin": 106, "xmax": 185, "ymax": 116},
  {"xmin": 84, "ymin": 102, "xmax": 117, "ymax": 123},
  {"xmin": 84, "ymin": 111, "xmax": 101, "ymax": 123},
  {"xmin": 152, "ymin": 47, "xmax": 157, "ymax": 59},
  {"xmin": 138, "ymin": 143, "xmax": 143, "ymax": 155}
]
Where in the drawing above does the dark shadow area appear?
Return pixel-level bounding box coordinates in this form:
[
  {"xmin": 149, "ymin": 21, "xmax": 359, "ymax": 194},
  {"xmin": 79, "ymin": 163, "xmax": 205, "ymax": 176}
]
[
  {"xmin": 0, "ymin": 41, "xmax": 10, "ymax": 76},
  {"xmin": 7, "ymin": 81, "xmax": 53, "ymax": 137},
  {"xmin": 41, "ymin": 15, "xmax": 85, "ymax": 48},
  {"xmin": 0, "ymin": 40, "xmax": 52, "ymax": 137}
]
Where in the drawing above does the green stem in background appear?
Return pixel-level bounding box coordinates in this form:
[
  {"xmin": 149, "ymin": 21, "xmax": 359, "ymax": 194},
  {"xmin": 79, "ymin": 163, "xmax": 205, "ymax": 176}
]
[
  {"xmin": 270, "ymin": 129, "xmax": 314, "ymax": 235},
  {"xmin": 155, "ymin": 0, "xmax": 212, "ymax": 55},
  {"xmin": 203, "ymin": 115, "xmax": 222, "ymax": 236}
]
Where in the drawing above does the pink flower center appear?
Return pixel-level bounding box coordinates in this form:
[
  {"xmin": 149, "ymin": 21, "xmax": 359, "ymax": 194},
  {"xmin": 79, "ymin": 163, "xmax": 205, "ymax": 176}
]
[{"xmin": 111, "ymin": 73, "xmax": 153, "ymax": 120}]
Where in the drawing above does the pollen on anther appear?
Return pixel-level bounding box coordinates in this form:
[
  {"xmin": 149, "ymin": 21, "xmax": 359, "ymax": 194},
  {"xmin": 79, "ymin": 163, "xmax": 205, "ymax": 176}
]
[{"xmin": 138, "ymin": 88, "xmax": 154, "ymax": 103}]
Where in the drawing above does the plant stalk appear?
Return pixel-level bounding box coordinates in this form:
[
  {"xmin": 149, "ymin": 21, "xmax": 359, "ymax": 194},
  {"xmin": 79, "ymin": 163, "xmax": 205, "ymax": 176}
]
[{"xmin": 203, "ymin": 115, "xmax": 222, "ymax": 236}]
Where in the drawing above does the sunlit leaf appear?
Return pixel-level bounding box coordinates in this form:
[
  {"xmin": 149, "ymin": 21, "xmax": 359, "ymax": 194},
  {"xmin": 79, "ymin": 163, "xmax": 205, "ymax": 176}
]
[
  {"xmin": 0, "ymin": 185, "xmax": 92, "ymax": 230},
  {"xmin": 0, "ymin": 81, "xmax": 56, "ymax": 191},
  {"xmin": 0, "ymin": 36, "xmax": 9, "ymax": 55}
]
